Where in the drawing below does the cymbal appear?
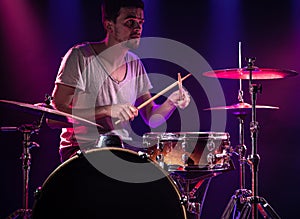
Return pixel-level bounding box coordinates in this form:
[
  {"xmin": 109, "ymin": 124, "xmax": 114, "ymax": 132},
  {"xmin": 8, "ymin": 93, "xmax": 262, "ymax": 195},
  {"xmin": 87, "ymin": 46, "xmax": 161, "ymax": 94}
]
[
  {"xmin": 0, "ymin": 99, "xmax": 102, "ymax": 128},
  {"xmin": 203, "ymin": 67, "xmax": 298, "ymax": 79},
  {"xmin": 204, "ymin": 102, "xmax": 279, "ymax": 111}
]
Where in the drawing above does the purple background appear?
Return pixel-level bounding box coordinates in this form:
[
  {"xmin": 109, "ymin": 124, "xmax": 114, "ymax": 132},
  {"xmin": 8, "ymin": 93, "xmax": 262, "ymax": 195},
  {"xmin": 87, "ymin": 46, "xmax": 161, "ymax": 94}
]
[{"xmin": 1, "ymin": 0, "xmax": 299, "ymax": 218}]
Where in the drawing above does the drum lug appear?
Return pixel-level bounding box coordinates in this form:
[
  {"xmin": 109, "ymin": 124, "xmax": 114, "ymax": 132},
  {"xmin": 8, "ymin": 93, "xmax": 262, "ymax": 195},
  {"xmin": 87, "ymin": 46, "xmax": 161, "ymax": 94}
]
[
  {"xmin": 186, "ymin": 201, "xmax": 201, "ymax": 215},
  {"xmin": 34, "ymin": 186, "xmax": 42, "ymax": 200},
  {"xmin": 207, "ymin": 153, "xmax": 216, "ymax": 166},
  {"xmin": 137, "ymin": 151, "xmax": 149, "ymax": 160},
  {"xmin": 206, "ymin": 140, "xmax": 215, "ymax": 151},
  {"xmin": 181, "ymin": 141, "xmax": 187, "ymax": 150},
  {"xmin": 157, "ymin": 142, "xmax": 164, "ymax": 152},
  {"xmin": 181, "ymin": 153, "xmax": 189, "ymax": 165},
  {"xmin": 180, "ymin": 195, "xmax": 188, "ymax": 205},
  {"xmin": 156, "ymin": 154, "xmax": 165, "ymax": 169},
  {"xmin": 76, "ymin": 150, "xmax": 83, "ymax": 157},
  {"xmin": 180, "ymin": 195, "xmax": 201, "ymax": 215},
  {"xmin": 156, "ymin": 154, "xmax": 163, "ymax": 161}
]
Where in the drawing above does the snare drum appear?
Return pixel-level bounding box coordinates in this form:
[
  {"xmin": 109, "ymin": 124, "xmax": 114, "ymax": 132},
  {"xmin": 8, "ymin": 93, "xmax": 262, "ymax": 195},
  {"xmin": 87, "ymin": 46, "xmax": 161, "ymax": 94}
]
[
  {"xmin": 32, "ymin": 147, "xmax": 187, "ymax": 219},
  {"xmin": 143, "ymin": 132, "xmax": 232, "ymax": 172}
]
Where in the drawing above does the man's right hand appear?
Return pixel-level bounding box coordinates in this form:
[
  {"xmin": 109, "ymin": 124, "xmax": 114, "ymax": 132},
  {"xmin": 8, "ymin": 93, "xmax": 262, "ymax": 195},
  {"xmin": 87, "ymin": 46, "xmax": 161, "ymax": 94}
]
[{"xmin": 110, "ymin": 103, "xmax": 138, "ymax": 122}]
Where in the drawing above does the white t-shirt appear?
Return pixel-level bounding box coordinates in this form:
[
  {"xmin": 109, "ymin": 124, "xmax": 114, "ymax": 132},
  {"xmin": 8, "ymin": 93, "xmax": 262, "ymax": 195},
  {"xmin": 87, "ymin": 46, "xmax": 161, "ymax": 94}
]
[{"xmin": 55, "ymin": 42, "xmax": 152, "ymax": 150}]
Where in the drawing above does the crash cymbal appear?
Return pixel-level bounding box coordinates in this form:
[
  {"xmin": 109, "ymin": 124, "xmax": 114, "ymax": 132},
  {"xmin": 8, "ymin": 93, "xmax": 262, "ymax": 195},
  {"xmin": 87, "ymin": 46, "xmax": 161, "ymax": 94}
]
[
  {"xmin": 0, "ymin": 99, "xmax": 102, "ymax": 128},
  {"xmin": 204, "ymin": 102, "xmax": 279, "ymax": 111},
  {"xmin": 203, "ymin": 67, "xmax": 298, "ymax": 80}
]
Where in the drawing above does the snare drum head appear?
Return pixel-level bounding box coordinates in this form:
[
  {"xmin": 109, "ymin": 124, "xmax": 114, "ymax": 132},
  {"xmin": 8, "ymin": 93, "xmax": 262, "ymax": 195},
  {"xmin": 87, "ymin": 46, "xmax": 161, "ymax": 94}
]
[{"xmin": 32, "ymin": 147, "xmax": 186, "ymax": 219}]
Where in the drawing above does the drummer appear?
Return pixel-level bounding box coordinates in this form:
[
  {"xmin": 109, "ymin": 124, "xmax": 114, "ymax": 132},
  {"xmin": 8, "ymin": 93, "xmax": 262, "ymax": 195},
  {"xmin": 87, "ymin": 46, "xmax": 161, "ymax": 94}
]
[{"xmin": 49, "ymin": 0, "xmax": 190, "ymax": 162}]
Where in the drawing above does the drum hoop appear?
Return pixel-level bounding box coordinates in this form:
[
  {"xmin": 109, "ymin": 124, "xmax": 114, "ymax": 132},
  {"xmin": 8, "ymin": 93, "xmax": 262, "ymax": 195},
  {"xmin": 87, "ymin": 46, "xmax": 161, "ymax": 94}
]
[{"xmin": 143, "ymin": 131, "xmax": 229, "ymax": 140}]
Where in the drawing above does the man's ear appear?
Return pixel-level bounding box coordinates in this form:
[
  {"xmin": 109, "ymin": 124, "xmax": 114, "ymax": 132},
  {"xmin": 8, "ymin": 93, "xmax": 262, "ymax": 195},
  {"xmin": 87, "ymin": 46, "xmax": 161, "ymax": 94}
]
[{"xmin": 104, "ymin": 20, "xmax": 113, "ymax": 32}]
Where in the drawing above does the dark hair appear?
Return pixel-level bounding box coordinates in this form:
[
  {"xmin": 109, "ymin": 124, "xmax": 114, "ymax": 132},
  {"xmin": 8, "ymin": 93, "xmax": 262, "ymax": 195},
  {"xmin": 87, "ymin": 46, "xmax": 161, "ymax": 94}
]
[{"xmin": 101, "ymin": 0, "xmax": 144, "ymax": 23}]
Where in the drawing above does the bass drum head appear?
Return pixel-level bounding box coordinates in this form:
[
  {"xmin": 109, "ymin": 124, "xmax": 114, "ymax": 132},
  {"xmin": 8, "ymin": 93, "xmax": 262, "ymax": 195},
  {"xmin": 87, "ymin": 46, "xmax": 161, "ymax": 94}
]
[{"xmin": 32, "ymin": 147, "xmax": 186, "ymax": 219}]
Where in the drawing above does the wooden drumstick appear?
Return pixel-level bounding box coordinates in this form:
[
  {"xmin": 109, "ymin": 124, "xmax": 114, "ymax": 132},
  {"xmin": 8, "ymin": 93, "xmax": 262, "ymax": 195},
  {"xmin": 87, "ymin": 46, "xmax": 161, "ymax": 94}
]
[
  {"xmin": 178, "ymin": 72, "xmax": 183, "ymax": 100},
  {"xmin": 115, "ymin": 73, "xmax": 192, "ymax": 124},
  {"xmin": 137, "ymin": 73, "xmax": 191, "ymax": 110}
]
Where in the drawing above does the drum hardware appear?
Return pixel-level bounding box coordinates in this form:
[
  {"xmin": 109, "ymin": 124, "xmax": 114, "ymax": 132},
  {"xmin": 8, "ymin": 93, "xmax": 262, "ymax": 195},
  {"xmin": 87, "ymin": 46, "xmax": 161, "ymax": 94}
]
[
  {"xmin": 244, "ymin": 57, "xmax": 281, "ymax": 219},
  {"xmin": 0, "ymin": 94, "xmax": 102, "ymax": 219},
  {"xmin": 234, "ymin": 112, "xmax": 248, "ymax": 190},
  {"xmin": 171, "ymin": 172, "xmax": 217, "ymax": 219},
  {"xmin": 137, "ymin": 150, "xmax": 150, "ymax": 160},
  {"xmin": 96, "ymin": 134, "xmax": 124, "ymax": 148},
  {"xmin": 205, "ymin": 57, "xmax": 283, "ymax": 219},
  {"xmin": 221, "ymin": 110, "xmax": 253, "ymax": 219},
  {"xmin": 2, "ymin": 116, "xmax": 44, "ymax": 219},
  {"xmin": 202, "ymin": 40, "xmax": 296, "ymax": 218}
]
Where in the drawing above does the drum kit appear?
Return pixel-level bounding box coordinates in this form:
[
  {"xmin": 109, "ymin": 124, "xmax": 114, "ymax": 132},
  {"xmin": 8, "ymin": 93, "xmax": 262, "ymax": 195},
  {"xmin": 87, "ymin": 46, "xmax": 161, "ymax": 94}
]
[{"xmin": 0, "ymin": 58, "xmax": 298, "ymax": 219}]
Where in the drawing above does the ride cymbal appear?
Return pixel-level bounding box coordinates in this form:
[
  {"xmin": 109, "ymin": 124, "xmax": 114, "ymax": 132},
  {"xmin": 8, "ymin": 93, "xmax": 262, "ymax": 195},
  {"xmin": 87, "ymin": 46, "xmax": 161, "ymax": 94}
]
[
  {"xmin": 204, "ymin": 102, "xmax": 279, "ymax": 111},
  {"xmin": 0, "ymin": 99, "xmax": 102, "ymax": 128},
  {"xmin": 203, "ymin": 67, "xmax": 298, "ymax": 80}
]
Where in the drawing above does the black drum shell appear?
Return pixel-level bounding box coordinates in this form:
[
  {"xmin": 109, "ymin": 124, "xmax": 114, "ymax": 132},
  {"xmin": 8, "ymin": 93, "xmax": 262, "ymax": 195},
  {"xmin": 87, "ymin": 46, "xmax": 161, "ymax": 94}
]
[{"xmin": 32, "ymin": 147, "xmax": 187, "ymax": 219}]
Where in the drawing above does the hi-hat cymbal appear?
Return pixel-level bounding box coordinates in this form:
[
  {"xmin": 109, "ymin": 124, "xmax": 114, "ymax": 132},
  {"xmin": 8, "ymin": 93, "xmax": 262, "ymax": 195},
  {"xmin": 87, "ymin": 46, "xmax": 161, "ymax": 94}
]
[
  {"xmin": 0, "ymin": 99, "xmax": 102, "ymax": 128},
  {"xmin": 203, "ymin": 67, "xmax": 298, "ymax": 79},
  {"xmin": 204, "ymin": 102, "xmax": 279, "ymax": 111}
]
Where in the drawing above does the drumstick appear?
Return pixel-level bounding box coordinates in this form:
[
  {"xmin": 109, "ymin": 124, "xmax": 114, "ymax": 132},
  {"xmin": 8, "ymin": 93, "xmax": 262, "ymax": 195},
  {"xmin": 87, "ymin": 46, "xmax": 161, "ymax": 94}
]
[
  {"xmin": 178, "ymin": 73, "xmax": 183, "ymax": 100},
  {"xmin": 137, "ymin": 73, "xmax": 191, "ymax": 110},
  {"xmin": 115, "ymin": 73, "xmax": 192, "ymax": 124}
]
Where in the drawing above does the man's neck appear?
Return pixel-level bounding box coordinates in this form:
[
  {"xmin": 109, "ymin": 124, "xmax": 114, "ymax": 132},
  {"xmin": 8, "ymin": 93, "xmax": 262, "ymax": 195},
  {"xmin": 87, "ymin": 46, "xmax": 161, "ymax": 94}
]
[{"xmin": 101, "ymin": 37, "xmax": 128, "ymax": 67}]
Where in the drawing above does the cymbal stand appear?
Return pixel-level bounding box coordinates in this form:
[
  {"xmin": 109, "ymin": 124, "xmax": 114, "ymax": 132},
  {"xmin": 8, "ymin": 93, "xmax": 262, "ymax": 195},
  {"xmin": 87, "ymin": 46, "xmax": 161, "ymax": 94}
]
[
  {"xmin": 221, "ymin": 110, "xmax": 252, "ymax": 219},
  {"xmin": 235, "ymin": 41, "xmax": 250, "ymax": 191},
  {"xmin": 236, "ymin": 112, "xmax": 247, "ymax": 190},
  {"xmin": 221, "ymin": 41, "xmax": 253, "ymax": 218},
  {"xmin": 221, "ymin": 108, "xmax": 251, "ymax": 219},
  {"xmin": 222, "ymin": 58, "xmax": 281, "ymax": 219},
  {"xmin": 244, "ymin": 57, "xmax": 280, "ymax": 219},
  {"xmin": 4, "ymin": 113, "xmax": 45, "ymax": 219}
]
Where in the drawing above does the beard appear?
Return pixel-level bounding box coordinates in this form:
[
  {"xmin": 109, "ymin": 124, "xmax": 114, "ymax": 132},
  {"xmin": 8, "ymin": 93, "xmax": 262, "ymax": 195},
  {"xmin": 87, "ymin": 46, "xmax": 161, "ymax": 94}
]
[{"xmin": 123, "ymin": 38, "xmax": 141, "ymax": 50}]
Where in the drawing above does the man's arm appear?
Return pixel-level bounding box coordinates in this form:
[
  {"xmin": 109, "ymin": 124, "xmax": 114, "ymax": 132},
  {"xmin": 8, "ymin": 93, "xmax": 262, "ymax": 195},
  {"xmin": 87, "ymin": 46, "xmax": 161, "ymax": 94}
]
[{"xmin": 49, "ymin": 83, "xmax": 138, "ymax": 128}]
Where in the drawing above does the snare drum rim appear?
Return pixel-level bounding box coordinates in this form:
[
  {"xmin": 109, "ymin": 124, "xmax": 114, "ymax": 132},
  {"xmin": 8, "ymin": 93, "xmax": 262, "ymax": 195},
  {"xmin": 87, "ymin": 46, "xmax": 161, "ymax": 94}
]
[{"xmin": 142, "ymin": 131, "xmax": 230, "ymax": 140}]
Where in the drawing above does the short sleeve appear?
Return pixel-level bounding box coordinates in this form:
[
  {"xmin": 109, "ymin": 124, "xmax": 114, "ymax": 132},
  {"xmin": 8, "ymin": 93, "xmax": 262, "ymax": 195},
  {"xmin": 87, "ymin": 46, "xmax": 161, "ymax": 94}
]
[
  {"xmin": 55, "ymin": 47, "xmax": 85, "ymax": 91},
  {"xmin": 135, "ymin": 59, "xmax": 153, "ymax": 97}
]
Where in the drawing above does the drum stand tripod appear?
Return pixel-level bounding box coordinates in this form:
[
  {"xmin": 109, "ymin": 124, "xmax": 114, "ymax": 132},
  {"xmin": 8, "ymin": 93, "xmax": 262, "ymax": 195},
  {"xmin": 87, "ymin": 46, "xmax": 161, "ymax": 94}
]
[
  {"xmin": 3, "ymin": 114, "xmax": 44, "ymax": 219},
  {"xmin": 222, "ymin": 58, "xmax": 281, "ymax": 219}
]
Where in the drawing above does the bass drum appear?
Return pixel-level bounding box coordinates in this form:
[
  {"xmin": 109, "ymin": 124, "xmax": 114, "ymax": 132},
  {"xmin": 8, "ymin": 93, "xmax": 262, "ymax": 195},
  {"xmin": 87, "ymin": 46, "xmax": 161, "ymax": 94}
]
[{"xmin": 32, "ymin": 147, "xmax": 187, "ymax": 219}]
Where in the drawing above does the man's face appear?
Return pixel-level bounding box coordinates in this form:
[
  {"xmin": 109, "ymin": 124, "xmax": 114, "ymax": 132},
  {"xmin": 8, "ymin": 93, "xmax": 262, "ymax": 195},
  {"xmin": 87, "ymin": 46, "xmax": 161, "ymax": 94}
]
[{"xmin": 111, "ymin": 7, "xmax": 144, "ymax": 49}]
